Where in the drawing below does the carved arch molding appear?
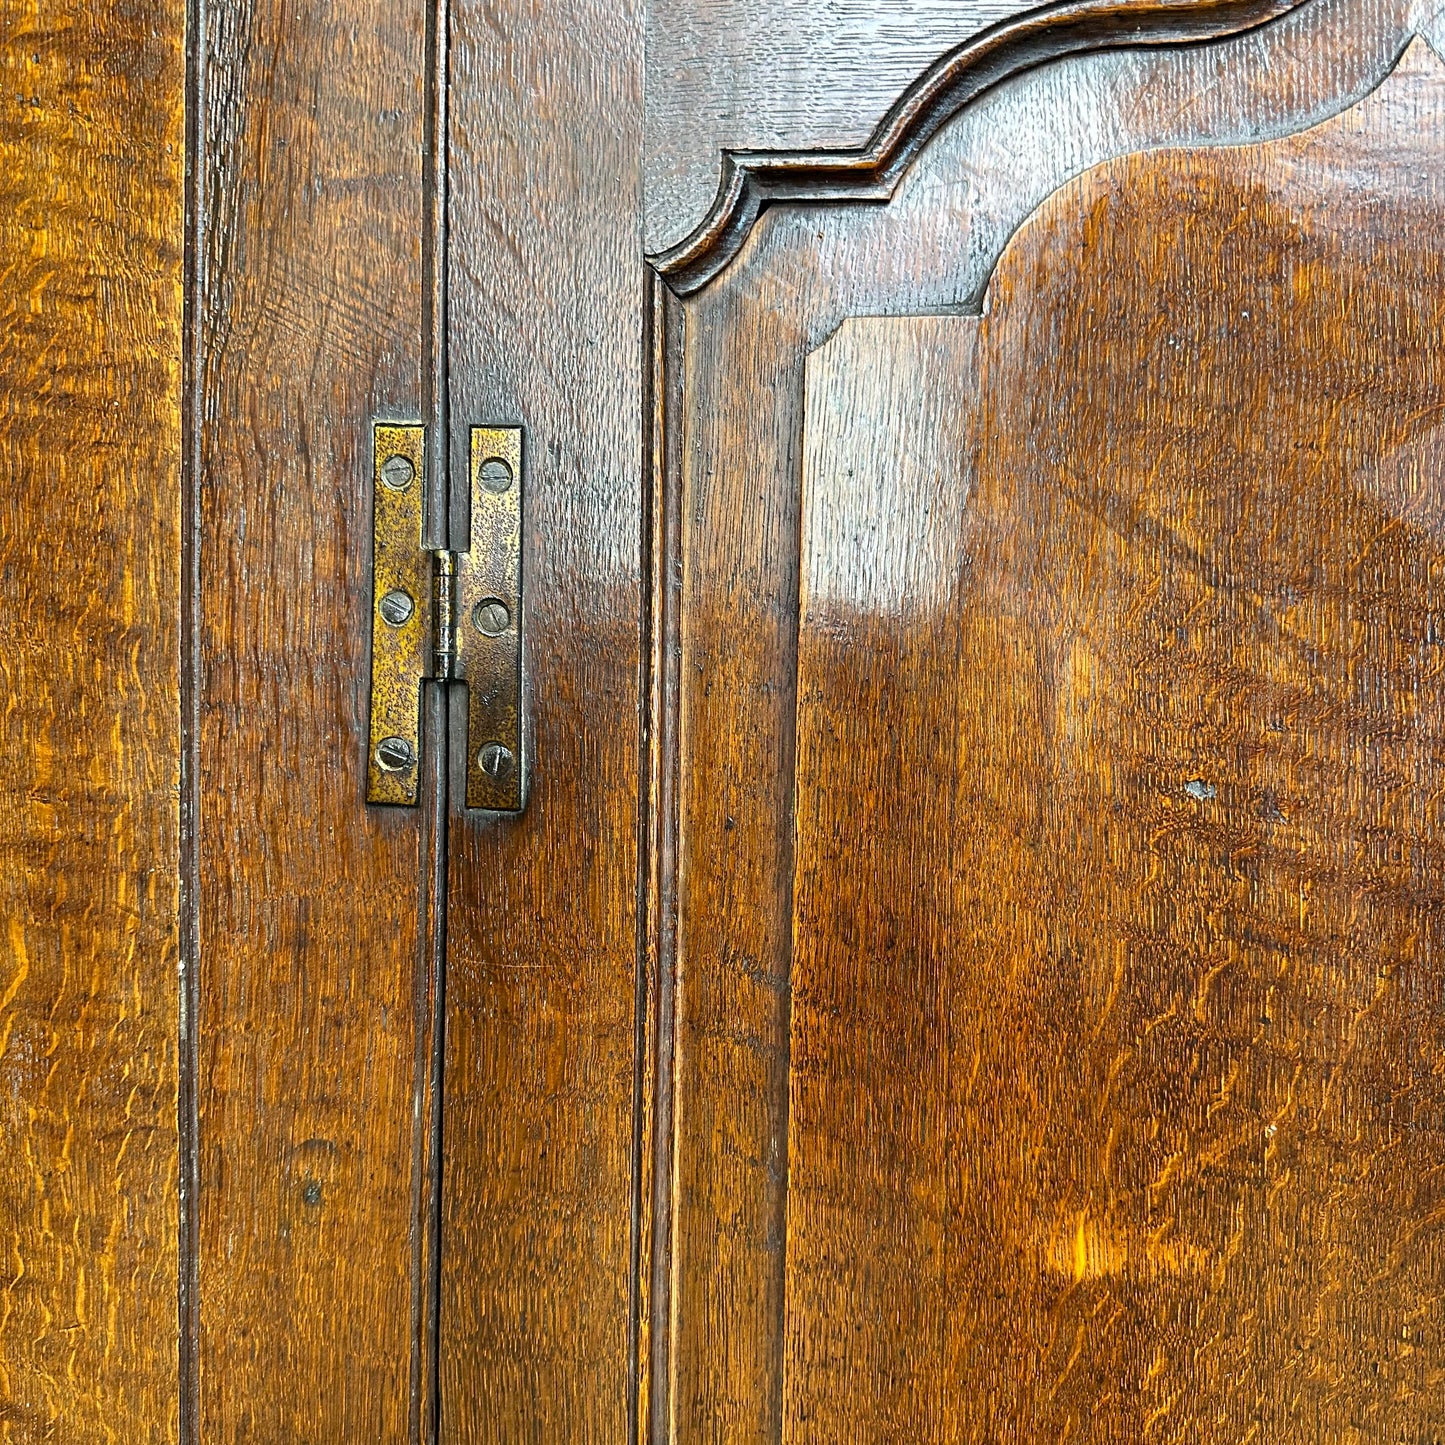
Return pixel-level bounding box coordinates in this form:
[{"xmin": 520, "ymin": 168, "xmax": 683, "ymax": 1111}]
[{"xmin": 642, "ymin": 3, "xmax": 1445, "ymax": 1442}]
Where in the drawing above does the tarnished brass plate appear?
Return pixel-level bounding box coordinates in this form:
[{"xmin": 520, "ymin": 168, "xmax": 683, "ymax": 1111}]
[
  {"xmin": 367, "ymin": 423, "xmax": 430, "ymax": 805},
  {"xmin": 456, "ymin": 426, "xmax": 524, "ymax": 810}
]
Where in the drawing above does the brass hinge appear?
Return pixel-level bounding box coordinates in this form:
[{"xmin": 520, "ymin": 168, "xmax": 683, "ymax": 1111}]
[{"xmin": 367, "ymin": 422, "xmax": 525, "ymax": 812}]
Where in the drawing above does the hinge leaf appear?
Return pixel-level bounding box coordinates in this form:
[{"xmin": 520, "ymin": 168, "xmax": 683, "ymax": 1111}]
[{"xmin": 367, "ymin": 423, "xmax": 430, "ymax": 805}]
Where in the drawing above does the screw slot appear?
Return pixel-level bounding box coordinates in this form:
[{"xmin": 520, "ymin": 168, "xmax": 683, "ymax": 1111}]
[
  {"xmin": 479, "ymin": 457, "xmax": 512, "ymax": 494},
  {"xmin": 380, "ymin": 454, "xmax": 415, "ymax": 492},
  {"xmin": 472, "ymin": 598, "xmax": 511, "ymax": 636},
  {"xmin": 379, "ymin": 589, "xmax": 415, "ymax": 626},
  {"xmin": 477, "ymin": 742, "xmax": 515, "ymax": 782},
  {"xmin": 376, "ymin": 736, "xmax": 416, "ymax": 773}
]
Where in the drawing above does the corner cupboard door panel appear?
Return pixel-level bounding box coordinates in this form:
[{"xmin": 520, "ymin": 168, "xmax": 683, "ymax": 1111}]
[{"xmin": 647, "ymin": 6, "xmax": 1445, "ymax": 1441}]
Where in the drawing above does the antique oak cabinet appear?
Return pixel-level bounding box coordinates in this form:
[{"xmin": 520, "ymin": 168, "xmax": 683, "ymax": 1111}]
[{"xmin": 4, "ymin": 0, "xmax": 1445, "ymax": 1439}]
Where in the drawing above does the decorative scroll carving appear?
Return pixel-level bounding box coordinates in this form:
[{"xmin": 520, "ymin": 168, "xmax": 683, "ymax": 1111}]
[{"xmin": 650, "ymin": 0, "xmax": 1309, "ymax": 293}]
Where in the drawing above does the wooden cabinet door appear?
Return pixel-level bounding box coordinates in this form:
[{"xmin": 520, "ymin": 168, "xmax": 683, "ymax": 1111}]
[
  {"xmin": 632, "ymin": 4, "xmax": 1445, "ymax": 1442},
  {"xmin": 6, "ymin": 1, "xmax": 1445, "ymax": 1442}
]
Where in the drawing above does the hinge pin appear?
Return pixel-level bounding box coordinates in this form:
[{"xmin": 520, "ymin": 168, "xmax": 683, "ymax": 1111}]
[{"xmin": 432, "ymin": 548, "xmax": 457, "ymax": 682}]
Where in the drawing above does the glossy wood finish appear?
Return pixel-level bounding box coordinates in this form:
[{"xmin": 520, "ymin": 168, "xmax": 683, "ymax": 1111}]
[
  {"xmin": 791, "ymin": 45, "xmax": 1445, "ymax": 1428},
  {"xmin": 653, "ymin": 1, "xmax": 1436, "ymax": 1438},
  {"xmin": 195, "ymin": 0, "xmax": 440, "ymax": 1437},
  {"xmin": 0, "ymin": 0, "xmax": 184, "ymax": 1437},
  {"xmin": 438, "ymin": 0, "xmax": 645, "ymax": 1439},
  {"xmin": 643, "ymin": 0, "xmax": 1325, "ymax": 258},
  {"xmin": 792, "ymin": 314, "xmax": 984, "ymax": 1442}
]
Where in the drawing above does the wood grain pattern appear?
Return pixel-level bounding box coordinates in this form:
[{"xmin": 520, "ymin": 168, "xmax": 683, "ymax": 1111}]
[
  {"xmin": 791, "ymin": 316, "xmax": 980, "ymax": 1442},
  {"xmin": 0, "ymin": 0, "xmax": 184, "ymax": 1437},
  {"xmin": 195, "ymin": 0, "xmax": 438, "ymax": 1438},
  {"xmin": 438, "ymin": 0, "xmax": 645, "ymax": 1439},
  {"xmin": 9, "ymin": 0, "xmax": 1444, "ymax": 1436},
  {"xmin": 657, "ymin": 2, "xmax": 1431, "ymax": 1438},
  {"xmin": 787, "ymin": 41, "xmax": 1445, "ymax": 1437}
]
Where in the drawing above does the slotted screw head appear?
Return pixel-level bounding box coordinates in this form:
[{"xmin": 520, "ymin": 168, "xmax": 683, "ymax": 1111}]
[
  {"xmin": 477, "ymin": 742, "xmax": 515, "ymax": 782},
  {"xmin": 479, "ymin": 457, "xmax": 513, "ymax": 494},
  {"xmin": 379, "ymin": 589, "xmax": 415, "ymax": 626},
  {"xmin": 380, "ymin": 454, "xmax": 415, "ymax": 492},
  {"xmin": 376, "ymin": 736, "xmax": 416, "ymax": 773},
  {"xmin": 473, "ymin": 598, "xmax": 511, "ymax": 636}
]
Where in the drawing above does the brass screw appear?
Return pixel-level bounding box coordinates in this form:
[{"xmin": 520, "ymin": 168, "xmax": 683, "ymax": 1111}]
[
  {"xmin": 473, "ymin": 598, "xmax": 510, "ymax": 636},
  {"xmin": 380, "ymin": 454, "xmax": 415, "ymax": 492},
  {"xmin": 376, "ymin": 736, "xmax": 416, "ymax": 772},
  {"xmin": 379, "ymin": 589, "xmax": 415, "ymax": 626},
  {"xmin": 479, "ymin": 458, "xmax": 512, "ymax": 494},
  {"xmin": 477, "ymin": 742, "xmax": 515, "ymax": 781}
]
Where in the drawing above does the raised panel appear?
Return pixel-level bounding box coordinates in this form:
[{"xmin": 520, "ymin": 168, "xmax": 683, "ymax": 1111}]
[
  {"xmin": 650, "ymin": 4, "xmax": 1445, "ymax": 1438},
  {"xmin": 790, "ymin": 44, "xmax": 1445, "ymax": 1433}
]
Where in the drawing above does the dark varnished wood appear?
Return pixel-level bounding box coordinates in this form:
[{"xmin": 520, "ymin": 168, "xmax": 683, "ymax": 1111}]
[
  {"xmin": 0, "ymin": 0, "xmax": 184, "ymax": 1437},
  {"xmin": 791, "ymin": 46, "xmax": 1445, "ymax": 1430},
  {"xmin": 437, "ymin": 0, "xmax": 646, "ymax": 1439},
  {"xmin": 652, "ymin": 2, "xmax": 1439, "ymax": 1438},
  {"xmin": 195, "ymin": 0, "xmax": 440, "ymax": 1438},
  {"xmin": 791, "ymin": 314, "xmax": 984, "ymax": 1441}
]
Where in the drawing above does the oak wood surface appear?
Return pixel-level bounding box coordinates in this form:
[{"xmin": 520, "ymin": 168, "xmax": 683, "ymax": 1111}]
[
  {"xmin": 656, "ymin": 2, "xmax": 1437, "ymax": 1438},
  {"xmin": 11, "ymin": 0, "xmax": 1445, "ymax": 1437},
  {"xmin": 649, "ymin": 0, "xmax": 1312, "ymax": 292},
  {"xmin": 438, "ymin": 1, "xmax": 646, "ymax": 1440},
  {"xmin": 0, "ymin": 0, "xmax": 184, "ymax": 1438},
  {"xmin": 792, "ymin": 314, "xmax": 981, "ymax": 1443},
  {"xmin": 195, "ymin": 0, "xmax": 440, "ymax": 1438}
]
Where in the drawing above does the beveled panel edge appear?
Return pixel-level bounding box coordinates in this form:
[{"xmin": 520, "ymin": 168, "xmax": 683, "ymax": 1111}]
[
  {"xmin": 649, "ymin": 0, "xmax": 1307, "ymax": 294},
  {"xmin": 791, "ymin": 20, "xmax": 1438, "ymax": 361}
]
